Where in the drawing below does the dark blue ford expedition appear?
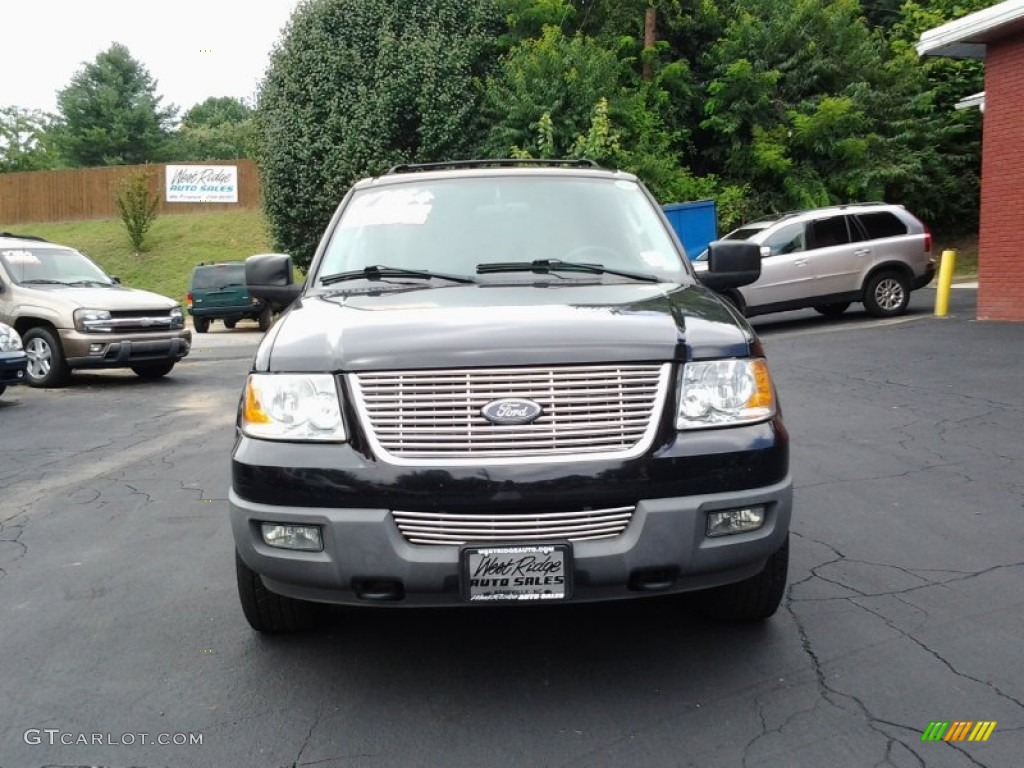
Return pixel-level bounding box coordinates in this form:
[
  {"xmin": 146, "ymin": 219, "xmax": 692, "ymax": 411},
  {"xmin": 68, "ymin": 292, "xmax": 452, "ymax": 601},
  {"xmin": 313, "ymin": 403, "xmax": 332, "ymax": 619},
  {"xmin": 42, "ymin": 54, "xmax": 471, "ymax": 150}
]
[{"xmin": 230, "ymin": 160, "xmax": 791, "ymax": 632}]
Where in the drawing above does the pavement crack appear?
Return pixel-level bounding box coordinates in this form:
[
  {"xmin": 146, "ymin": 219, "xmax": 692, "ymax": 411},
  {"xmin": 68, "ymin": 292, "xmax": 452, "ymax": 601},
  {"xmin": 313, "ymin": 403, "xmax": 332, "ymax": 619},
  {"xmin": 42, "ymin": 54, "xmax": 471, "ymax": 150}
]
[
  {"xmin": 288, "ymin": 701, "xmax": 326, "ymax": 768},
  {"xmin": 852, "ymin": 598, "xmax": 1024, "ymax": 712},
  {"xmin": 125, "ymin": 483, "xmax": 154, "ymax": 503}
]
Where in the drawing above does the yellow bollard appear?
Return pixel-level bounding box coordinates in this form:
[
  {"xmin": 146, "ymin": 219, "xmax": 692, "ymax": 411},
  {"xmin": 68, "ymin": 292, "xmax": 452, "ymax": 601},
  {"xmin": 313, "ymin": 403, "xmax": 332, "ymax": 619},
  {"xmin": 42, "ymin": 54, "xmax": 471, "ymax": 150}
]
[{"xmin": 934, "ymin": 249, "xmax": 956, "ymax": 317}]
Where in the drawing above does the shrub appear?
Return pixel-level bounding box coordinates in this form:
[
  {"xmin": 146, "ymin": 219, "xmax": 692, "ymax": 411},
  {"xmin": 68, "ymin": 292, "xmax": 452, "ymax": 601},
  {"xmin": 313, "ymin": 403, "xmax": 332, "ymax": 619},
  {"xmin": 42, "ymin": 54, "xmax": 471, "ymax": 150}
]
[{"xmin": 114, "ymin": 170, "xmax": 160, "ymax": 252}]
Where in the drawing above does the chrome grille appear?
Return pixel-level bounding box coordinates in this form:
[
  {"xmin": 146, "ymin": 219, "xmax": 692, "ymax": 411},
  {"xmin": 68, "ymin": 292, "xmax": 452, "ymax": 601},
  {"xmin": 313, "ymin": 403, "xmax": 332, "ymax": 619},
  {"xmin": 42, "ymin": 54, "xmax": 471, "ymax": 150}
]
[
  {"xmin": 349, "ymin": 364, "xmax": 670, "ymax": 464},
  {"xmin": 393, "ymin": 507, "xmax": 635, "ymax": 545}
]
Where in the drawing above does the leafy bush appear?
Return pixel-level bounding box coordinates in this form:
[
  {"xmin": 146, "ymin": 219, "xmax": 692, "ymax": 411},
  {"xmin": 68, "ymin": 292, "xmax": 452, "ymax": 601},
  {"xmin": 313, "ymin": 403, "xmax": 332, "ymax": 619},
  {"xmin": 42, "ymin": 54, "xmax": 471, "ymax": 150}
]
[{"xmin": 114, "ymin": 170, "xmax": 160, "ymax": 252}]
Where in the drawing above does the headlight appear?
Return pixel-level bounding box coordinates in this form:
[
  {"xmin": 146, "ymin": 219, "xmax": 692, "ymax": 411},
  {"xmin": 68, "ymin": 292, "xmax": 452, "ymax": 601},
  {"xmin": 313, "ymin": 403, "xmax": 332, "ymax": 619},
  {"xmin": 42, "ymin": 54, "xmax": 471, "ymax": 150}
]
[
  {"xmin": 676, "ymin": 358, "xmax": 775, "ymax": 429},
  {"xmin": 0, "ymin": 327, "xmax": 23, "ymax": 352},
  {"xmin": 73, "ymin": 308, "xmax": 113, "ymax": 332},
  {"xmin": 241, "ymin": 373, "xmax": 346, "ymax": 442},
  {"xmin": 170, "ymin": 306, "xmax": 184, "ymax": 329}
]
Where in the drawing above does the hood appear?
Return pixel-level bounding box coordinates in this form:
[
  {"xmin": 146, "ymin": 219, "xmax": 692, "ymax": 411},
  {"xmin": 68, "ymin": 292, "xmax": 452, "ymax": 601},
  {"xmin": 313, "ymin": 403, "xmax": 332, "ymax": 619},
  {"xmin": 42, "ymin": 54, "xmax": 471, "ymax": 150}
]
[
  {"xmin": 257, "ymin": 283, "xmax": 754, "ymax": 373},
  {"xmin": 17, "ymin": 284, "xmax": 179, "ymax": 311}
]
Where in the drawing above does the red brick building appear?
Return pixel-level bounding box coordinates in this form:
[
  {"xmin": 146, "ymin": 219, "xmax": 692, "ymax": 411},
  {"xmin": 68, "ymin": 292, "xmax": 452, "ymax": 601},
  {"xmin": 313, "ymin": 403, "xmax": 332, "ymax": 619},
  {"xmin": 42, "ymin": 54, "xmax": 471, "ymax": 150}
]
[{"xmin": 918, "ymin": 0, "xmax": 1024, "ymax": 321}]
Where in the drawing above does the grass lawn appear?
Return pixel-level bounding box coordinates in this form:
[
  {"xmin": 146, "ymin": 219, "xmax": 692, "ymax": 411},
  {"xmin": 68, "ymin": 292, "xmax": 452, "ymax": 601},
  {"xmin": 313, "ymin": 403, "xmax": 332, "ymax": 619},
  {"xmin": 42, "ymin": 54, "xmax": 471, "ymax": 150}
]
[{"xmin": 18, "ymin": 209, "xmax": 274, "ymax": 305}]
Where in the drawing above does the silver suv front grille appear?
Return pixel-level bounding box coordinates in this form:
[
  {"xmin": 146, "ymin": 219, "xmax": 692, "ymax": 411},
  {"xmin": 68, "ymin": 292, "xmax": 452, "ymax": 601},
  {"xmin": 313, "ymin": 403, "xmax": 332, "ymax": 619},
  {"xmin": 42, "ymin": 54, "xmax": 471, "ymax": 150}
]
[
  {"xmin": 393, "ymin": 507, "xmax": 635, "ymax": 545},
  {"xmin": 349, "ymin": 363, "xmax": 670, "ymax": 464}
]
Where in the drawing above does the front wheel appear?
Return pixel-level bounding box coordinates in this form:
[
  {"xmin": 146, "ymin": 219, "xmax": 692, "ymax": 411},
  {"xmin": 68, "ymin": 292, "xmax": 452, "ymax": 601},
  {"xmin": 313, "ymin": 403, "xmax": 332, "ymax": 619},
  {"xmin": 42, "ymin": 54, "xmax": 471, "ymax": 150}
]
[
  {"xmin": 132, "ymin": 362, "xmax": 175, "ymax": 379},
  {"xmin": 236, "ymin": 551, "xmax": 326, "ymax": 633},
  {"xmin": 23, "ymin": 327, "xmax": 71, "ymax": 388},
  {"xmin": 697, "ymin": 537, "xmax": 789, "ymax": 622},
  {"xmin": 863, "ymin": 271, "xmax": 910, "ymax": 317}
]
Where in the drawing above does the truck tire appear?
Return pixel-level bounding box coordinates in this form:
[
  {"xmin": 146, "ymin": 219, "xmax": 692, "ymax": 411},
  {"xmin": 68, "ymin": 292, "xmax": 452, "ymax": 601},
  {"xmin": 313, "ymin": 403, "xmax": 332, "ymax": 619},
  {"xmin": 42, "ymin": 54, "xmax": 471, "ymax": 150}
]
[
  {"xmin": 235, "ymin": 551, "xmax": 326, "ymax": 633},
  {"xmin": 697, "ymin": 536, "xmax": 789, "ymax": 622},
  {"xmin": 193, "ymin": 316, "xmax": 210, "ymax": 333}
]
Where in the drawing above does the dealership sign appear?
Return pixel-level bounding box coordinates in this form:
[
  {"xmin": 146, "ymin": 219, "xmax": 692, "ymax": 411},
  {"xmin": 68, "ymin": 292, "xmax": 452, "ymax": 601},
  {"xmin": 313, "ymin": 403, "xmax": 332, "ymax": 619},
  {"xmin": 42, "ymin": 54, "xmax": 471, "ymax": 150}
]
[{"xmin": 165, "ymin": 165, "xmax": 238, "ymax": 203}]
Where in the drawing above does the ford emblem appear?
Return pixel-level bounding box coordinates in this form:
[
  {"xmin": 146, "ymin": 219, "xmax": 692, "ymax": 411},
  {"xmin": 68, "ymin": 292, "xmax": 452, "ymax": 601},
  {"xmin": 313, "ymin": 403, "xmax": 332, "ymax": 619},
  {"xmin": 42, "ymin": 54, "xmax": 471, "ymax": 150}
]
[{"xmin": 481, "ymin": 398, "xmax": 543, "ymax": 425}]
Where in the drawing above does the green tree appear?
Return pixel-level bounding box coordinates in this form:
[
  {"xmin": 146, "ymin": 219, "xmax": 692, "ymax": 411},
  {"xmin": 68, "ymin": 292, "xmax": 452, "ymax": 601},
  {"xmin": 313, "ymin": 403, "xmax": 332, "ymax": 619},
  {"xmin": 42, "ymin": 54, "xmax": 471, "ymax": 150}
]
[
  {"xmin": 166, "ymin": 97, "xmax": 255, "ymax": 161},
  {"xmin": 181, "ymin": 96, "xmax": 252, "ymax": 128},
  {"xmin": 0, "ymin": 107, "xmax": 59, "ymax": 172},
  {"xmin": 257, "ymin": 0, "xmax": 503, "ymax": 268},
  {"xmin": 53, "ymin": 43, "xmax": 176, "ymax": 167}
]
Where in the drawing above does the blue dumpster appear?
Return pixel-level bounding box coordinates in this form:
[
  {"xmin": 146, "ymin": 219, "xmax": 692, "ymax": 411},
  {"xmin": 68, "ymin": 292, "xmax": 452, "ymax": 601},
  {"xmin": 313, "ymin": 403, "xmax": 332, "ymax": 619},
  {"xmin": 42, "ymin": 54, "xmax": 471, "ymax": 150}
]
[{"xmin": 663, "ymin": 200, "xmax": 718, "ymax": 260}]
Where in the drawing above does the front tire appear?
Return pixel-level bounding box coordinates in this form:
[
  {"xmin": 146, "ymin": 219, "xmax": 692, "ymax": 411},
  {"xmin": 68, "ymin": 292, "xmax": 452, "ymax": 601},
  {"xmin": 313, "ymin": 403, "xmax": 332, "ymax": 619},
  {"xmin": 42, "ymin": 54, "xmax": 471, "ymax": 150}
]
[
  {"xmin": 863, "ymin": 271, "xmax": 910, "ymax": 317},
  {"xmin": 236, "ymin": 551, "xmax": 326, "ymax": 633},
  {"xmin": 132, "ymin": 362, "xmax": 175, "ymax": 379},
  {"xmin": 697, "ymin": 537, "xmax": 789, "ymax": 622},
  {"xmin": 23, "ymin": 327, "xmax": 71, "ymax": 388}
]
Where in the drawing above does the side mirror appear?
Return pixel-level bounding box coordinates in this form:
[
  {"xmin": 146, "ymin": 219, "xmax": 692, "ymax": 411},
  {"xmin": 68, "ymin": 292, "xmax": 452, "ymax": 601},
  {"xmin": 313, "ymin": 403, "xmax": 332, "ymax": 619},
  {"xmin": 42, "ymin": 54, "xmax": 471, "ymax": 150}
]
[
  {"xmin": 245, "ymin": 253, "xmax": 302, "ymax": 311},
  {"xmin": 110, "ymin": 275, "xmax": 121, "ymax": 284},
  {"xmin": 698, "ymin": 241, "xmax": 762, "ymax": 291}
]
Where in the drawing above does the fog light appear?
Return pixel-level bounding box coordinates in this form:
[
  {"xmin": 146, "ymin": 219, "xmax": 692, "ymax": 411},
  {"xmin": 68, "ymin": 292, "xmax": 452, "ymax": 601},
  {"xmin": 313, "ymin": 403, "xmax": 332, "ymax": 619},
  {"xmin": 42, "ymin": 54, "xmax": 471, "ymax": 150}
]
[
  {"xmin": 261, "ymin": 523, "xmax": 323, "ymax": 551},
  {"xmin": 707, "ymin": 506, "xmax": 765, "ymax": 537},
  {"xmin": 89, "ymin": 343, "xmax": 104, "ymax": 353}
]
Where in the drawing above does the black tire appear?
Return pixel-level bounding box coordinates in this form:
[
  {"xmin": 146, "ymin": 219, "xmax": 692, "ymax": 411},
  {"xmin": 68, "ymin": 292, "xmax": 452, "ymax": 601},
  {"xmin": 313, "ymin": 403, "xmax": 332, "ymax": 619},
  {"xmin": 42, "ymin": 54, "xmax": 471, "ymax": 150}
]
[
  {"xmin": 0, "ymin": 384, "xmax": 6, "ymax": 397},
  {"xmin": 131, "ymin": 362, "xmax": 175, "ymax": 379},
  {"xmin": 235, "ymin": 551, "xmax": 325, "ymax": 633},
  {"xmin": 697, "ymin": 536, "xmax": 789, "ymax": 622},
  {"xmin": 193, "ymin": 316, "xmax": 210, "ymax": 333},
  {"xmin": 863, "ymin": 271, "xmax": 910, "ymax": 318},
  {"xmin": 224, "ymin": 319, "xmax": 237, "ymax": 329},
  {"xmin": 814, "ymin": 302, "xmax": 850, "ymax": 318},
  {"xmin": 22, "ymin": 326, "xmax": 71, "ymax": 388},
  {"xmin": 257, "ymin": 305, "xmax": 273, "ymax": 332}
]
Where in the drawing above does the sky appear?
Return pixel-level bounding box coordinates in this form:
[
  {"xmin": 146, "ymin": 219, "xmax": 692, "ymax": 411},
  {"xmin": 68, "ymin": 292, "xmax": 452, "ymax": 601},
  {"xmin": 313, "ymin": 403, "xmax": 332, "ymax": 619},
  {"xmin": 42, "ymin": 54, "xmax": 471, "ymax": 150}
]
[{"xmin": 1, "ymin": 0, "xmax": 305, "ymax": 116}]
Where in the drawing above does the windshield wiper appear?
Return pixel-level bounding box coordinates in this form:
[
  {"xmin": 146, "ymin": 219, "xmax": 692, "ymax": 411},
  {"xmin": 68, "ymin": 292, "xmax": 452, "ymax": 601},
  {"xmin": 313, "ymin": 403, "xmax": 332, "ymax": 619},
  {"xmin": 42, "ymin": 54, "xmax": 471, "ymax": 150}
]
[
  {"xmin": 20, "ymin": 278, "xmax": 69, "ymax": 285},
  {"xmin": 320, "ymin": 265, "xmax": 476, "ymax": 286},
  {"xmin": 476, "ymin": 259, "xmax": 660, "ymax": 283},
  {"xmin": 67, "ymin": 279, "xmax": 114, "ymax": 287}
]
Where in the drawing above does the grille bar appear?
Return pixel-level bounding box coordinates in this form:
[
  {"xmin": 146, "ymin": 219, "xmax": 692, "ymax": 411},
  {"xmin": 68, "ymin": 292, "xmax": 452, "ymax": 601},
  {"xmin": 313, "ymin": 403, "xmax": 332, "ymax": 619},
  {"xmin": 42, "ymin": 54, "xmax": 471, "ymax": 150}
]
[
  {"xmin": 393, "ymin": 507, "xmax": 635, "ymax": 545},
  {"xmin": 349, "ymin": 363, "xmax": 670, "ymax": 464}
]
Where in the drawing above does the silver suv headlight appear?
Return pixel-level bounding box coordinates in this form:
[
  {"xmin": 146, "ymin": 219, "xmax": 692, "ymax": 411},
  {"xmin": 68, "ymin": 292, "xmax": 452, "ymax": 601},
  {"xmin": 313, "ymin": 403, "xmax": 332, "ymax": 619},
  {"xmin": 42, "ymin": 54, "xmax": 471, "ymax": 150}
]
[
  {"xmin": 73, "ymin": 308, "xmax": 113, "ymax": 332},
  {"xmin": 170, "ymin": 306, "xmax": 184, "ymax": 329},
  {"xmin": 241, "ymin": 373, "xmax": 346, "ymax": 442},
  {"xmin": 0, "ymin": 325, "xmax": 23, "ymax": 352},
  {"xmin": 676, "ymin": 358, "xmax": 776, "ymax": 429}
]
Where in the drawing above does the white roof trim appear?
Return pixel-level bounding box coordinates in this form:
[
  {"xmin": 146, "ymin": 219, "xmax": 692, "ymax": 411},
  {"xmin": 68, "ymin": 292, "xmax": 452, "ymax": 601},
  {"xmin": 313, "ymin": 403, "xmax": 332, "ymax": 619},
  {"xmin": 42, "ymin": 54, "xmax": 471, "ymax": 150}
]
[
  {"xmin": 955, "ymin": 91, "xmax": 986, "ymax": 111},
  {"xmin": 917, "ymin": 0, "xmax": 1024, "ymax": 59}
]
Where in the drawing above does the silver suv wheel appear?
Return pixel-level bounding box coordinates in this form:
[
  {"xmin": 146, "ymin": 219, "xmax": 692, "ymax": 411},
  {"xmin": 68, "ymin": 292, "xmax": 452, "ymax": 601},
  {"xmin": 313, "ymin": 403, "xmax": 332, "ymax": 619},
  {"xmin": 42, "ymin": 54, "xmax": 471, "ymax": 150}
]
[
  {"xmin": 873, "ymin": 277, "xmax": 905, "ymax": 311},
  {"xmin": 25, "ymin": 337, "xmax": 53, "ymax": 380}
]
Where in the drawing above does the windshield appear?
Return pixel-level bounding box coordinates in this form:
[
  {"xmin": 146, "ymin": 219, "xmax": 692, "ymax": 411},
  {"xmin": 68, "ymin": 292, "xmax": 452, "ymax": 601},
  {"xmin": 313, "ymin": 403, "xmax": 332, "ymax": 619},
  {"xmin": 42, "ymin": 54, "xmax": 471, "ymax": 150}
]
[
  {"xmin": 694, "ymin": 223, "xmax": 772, "ymax": 261},
  {"xmin": 0, "ymin": 246, "xmax": 112, "ymax": 285},
  {"xmin": 315, "ymin": 176, "xmax": 688, "ymax": 285}
]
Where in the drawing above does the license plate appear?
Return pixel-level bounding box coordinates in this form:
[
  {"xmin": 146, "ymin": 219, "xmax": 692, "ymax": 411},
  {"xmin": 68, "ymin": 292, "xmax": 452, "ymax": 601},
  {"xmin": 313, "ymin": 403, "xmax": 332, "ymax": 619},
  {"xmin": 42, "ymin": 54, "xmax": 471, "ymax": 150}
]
[{"xmin": 461, "ymin": 544, "xmax": 571, "ymax": 602}]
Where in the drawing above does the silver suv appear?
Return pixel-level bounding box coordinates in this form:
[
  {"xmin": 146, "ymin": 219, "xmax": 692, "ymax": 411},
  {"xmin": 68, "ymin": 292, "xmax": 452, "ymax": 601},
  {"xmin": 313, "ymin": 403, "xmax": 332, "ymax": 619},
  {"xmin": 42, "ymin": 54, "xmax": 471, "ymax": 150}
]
[
  {"xmin": 0, "ymin": 233, "xmax": 191, "ymax": 386},
  {"xmin": 694, "ymin": 203, "xmax": 935, "ymax": 318}
]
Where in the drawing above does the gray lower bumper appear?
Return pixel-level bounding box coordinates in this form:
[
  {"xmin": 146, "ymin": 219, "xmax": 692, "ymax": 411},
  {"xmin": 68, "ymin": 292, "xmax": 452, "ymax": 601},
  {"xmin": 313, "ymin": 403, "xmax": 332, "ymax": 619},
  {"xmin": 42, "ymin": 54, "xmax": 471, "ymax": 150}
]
[{"xmin": 230, "ymin": 476, "xmax": 792, "ymax": 607}]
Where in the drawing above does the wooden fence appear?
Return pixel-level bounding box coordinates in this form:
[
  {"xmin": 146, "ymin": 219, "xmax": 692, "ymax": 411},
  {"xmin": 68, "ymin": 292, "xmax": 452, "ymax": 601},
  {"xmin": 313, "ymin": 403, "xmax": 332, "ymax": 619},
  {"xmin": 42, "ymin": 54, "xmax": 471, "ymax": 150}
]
[{"xmin": 0, "ymin": 159, "xmax": 262, "ymax": 225}]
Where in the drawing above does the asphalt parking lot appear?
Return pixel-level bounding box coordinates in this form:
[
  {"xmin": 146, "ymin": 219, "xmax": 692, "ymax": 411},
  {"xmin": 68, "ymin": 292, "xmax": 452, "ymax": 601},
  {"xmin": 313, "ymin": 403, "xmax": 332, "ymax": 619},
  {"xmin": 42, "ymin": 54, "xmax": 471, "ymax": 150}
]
[{"xmin": 1, "ymin": 285, "xmax": 1021, "ymax": 768}]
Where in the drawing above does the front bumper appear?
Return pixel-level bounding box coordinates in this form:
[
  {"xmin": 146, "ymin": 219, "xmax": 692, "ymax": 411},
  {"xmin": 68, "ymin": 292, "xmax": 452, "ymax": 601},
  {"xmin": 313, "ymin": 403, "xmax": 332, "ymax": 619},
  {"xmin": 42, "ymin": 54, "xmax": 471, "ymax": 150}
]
[
  {"xmin": 231, "ymin": 478, "xmax": 792, "ymax": 607},
  {"xmin": 231, "ymin": 416, "xmax": 792, "ymax": 607},
  {"xmin": 0, "ymin": 351, "xmax": 28, "ymax": 385},
  {"xmin": 59, "ymin": 329, "xmax": 192, "ymax": 368}
]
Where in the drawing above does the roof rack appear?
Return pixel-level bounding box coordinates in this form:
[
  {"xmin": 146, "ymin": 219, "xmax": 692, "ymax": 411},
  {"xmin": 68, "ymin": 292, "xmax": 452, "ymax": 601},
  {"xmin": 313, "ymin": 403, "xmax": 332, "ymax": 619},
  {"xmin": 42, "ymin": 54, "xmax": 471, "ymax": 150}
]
[
  {"xmin": 0, "ymin": 231, "xmax": 49, "ymax": 242},
  {"xmin": 386, "ymin": 158, "xmax": 603, "ymax": 174}
]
